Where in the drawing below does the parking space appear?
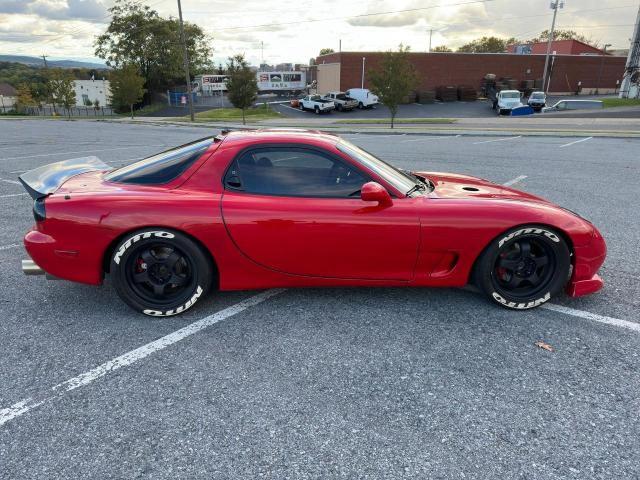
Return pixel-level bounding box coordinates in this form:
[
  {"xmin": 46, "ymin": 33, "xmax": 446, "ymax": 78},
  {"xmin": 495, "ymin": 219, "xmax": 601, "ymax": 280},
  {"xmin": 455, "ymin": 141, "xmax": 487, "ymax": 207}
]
[{"xmin": 1, "ymin": 120, "xmax": 639, "ymax": 478}]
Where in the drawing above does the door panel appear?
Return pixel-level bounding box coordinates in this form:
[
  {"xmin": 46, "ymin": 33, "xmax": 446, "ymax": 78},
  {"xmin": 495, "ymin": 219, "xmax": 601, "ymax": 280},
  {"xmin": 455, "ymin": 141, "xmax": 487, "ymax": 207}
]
[{"xmin": 221, "ymin": 192, "xmax": 420, "ymax": 280}]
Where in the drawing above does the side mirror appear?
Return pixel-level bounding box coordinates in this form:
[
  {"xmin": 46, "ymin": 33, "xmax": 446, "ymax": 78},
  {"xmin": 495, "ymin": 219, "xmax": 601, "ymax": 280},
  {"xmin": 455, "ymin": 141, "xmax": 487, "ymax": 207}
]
[{"xmin": 361, "ymin": 182, "xmax": 392, "ymax": 206}]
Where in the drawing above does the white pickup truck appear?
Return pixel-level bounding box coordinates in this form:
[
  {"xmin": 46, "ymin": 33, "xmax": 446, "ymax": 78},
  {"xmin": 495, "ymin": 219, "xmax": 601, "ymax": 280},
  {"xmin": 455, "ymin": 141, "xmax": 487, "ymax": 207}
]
[
  {"xmin": 494, "ymin": 90, "xmax": 523, "ymax": 115},
  {"xmin": 322, "ymin": 91, "xmax": 358, "ymax": 111},
  {"xmin": 299, "ymin": 95, "xmax": 335, "ymax": 114}
]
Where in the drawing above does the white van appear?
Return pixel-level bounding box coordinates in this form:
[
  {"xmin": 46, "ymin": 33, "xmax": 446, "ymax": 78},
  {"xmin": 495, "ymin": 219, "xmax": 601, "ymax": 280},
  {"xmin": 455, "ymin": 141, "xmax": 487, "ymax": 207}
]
[{"xmin": 344, "ymin": 88, "xmax": 379, "ymax": 108}]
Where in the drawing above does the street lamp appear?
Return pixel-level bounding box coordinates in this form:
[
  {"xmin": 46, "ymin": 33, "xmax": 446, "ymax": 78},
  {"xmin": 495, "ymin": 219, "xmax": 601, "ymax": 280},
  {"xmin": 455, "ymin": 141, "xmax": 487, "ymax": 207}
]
[
  {"xmin": 595, "ymin": 43, "xmax": 612, "ymax": 95},
  {"xmin": 542, "ymin": 0, "xmax": 563, "ymax": 92},
  {"xmin": 361, "ymin": 57, "xmax": 366, "ymax": 89}
]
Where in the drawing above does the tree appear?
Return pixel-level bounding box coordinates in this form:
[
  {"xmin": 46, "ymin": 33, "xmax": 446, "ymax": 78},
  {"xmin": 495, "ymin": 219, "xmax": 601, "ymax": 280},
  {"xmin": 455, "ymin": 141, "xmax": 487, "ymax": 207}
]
[
  {"xmin": 457, "ymin": 36, "xmax": 510, "ymax": 53},
  {"xmin": 432, "ymin": 45, "xmax": 452, "ymax": 52},
  {"xmin": 16, "ymin": 83, "xmax": 36, "ymax": 113},
  {"xmin": 319, "ymin": 48, "xmax": 335, "ymax": 56},
  {"xmin": 226, "ymin": 54, "xmax": 258, "ymax": 125},
  {"xmin": 368, "ymin": 45, "xmax": 418, "ymax": 129},
  {"xmin": 110, "ymin": 64, "xmax": 146, "ymax": 119},
  {"xmin": 48, "ymin": 69, "xmax": 76, "ymax": 118},
  {"xmin": 530, "ymin": 29, "xmax": 589, "ymax": 44},
  {"xmin": 95, "ymin": 0, "xmax": 212, "ymax": 101}
]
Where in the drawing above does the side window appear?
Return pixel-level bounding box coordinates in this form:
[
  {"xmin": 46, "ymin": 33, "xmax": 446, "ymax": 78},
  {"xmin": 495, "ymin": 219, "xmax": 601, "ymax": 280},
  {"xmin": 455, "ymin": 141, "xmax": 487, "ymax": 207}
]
[{"xmin": 224, "ymin": 147, "xmax": 367, "ymax": 197}]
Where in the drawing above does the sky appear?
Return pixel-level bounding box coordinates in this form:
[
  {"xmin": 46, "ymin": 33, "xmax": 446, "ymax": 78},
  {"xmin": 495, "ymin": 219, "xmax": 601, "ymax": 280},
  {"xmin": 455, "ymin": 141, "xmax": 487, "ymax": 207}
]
[{"xmin": 0, "ymin": 0, "xmax": 637, "ymax": 66}]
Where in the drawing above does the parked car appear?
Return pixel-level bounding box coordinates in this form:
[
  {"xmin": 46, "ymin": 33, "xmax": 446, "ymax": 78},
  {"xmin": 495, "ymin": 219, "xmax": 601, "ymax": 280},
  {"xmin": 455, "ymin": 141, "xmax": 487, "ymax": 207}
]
[
  {"xmin": 299, "ymin": 94, "xmax": 335, "ymax": 114},
  {"xmin": 322, "ymin": 91, "xmax": 358, "ymax": 111},
  {"xmin": 19, "ymin": 130, "xmax": 606, "ymax": 316},
  {"xmin": 494, "ymin": 90, "xmax": 523, "ymax": 115},
  {"xmin": 527, "ymin": 91, "xmax": 547, "ymax": 111},
  {"xmin": 344, "ymin": 88, "xmax": 379, "ymax": 108},
  {"xmin": 542, "ymin": 99, "xmax": 604, "ymax": 113}
]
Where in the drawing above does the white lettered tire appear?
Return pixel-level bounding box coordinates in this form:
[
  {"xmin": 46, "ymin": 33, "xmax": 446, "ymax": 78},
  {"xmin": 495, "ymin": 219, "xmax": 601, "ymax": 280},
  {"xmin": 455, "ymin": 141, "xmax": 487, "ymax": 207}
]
[
  {"xmin": 110, "ymin": 229, "xmax": 212, "ymax": 316},
  {"xmin": 474, "ymin": 225, "xmax": 571, "ymax": 310}
]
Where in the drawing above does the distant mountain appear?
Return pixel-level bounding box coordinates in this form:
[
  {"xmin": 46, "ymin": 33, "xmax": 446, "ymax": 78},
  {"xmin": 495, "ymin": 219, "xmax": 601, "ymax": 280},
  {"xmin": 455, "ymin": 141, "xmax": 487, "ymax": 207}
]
[{"xmin": 0, "ymin": 55, "xmax": 108, "ymax": 69}]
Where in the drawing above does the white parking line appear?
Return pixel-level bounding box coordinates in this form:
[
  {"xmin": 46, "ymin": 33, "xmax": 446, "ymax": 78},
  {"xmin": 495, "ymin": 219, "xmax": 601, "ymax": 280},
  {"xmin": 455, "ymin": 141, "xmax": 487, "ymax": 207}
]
[
  {"xmin": 0, "ymin": 289, "xmax": 285, "ymax": 428},
  {"xmin": 541, "ymin": 303, "xmax": 640, "ymax": 333},
  {"xmin": 0, "ymin": 178, "xmax": 21, "ymax": 185},
  {"xmin": 0, "ymin": 145, "xmax": 150, "ymax": 162},
  {"xmin": 0, "ymin": 193, "xmax": 28, "ymax": 198},
  {"xmin": 502, "ymin": 175, "xmax": 528, "ymax": 187},
  {"xmin": 559, "ymin": 137, "xmax": 593, "ymax": 148},
  {"xmin": 0, "ymin": 243, "xmax": 22, "ymax": 251},
  {"xmin": 473, "ymin": 136, "xmax": 522, "ymax": 145}
]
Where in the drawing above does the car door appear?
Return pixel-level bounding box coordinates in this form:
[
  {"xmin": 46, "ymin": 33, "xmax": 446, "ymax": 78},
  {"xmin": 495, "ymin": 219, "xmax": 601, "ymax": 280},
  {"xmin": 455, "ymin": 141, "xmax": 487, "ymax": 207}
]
[{"xmin": 221, "ymin": 145, "xmax": 420, "ymax": 281}]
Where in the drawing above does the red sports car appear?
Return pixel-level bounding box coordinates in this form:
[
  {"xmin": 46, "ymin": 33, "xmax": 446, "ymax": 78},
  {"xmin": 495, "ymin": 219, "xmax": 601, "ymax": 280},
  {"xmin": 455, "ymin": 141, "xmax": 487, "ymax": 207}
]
[{"xmin": 20, "ymin": 129, "xmax": 606, "ymax": 316}]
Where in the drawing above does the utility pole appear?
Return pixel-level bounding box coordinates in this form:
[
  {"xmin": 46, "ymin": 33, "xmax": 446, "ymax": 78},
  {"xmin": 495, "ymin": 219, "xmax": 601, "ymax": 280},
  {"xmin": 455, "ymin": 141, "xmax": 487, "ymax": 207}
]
[
  {"xmin": 620, "ymin": 3, "xmax": 640, "ymax": 98},
  {"xmin": 41, "ymin": 54, "xmax": 49, "ymax": 69},
  {"xmin": 428, "ymin": 28, "xmax": 433, "ymax": 53},
  {"xmin": 542, "ymin": 0, "xmax": 563, "ymax": 93},
  {"xmin": 361, "ymin": 57, "xmax": 366, "ymax": 89},
  {"xmin": 595, "ymin": 44, "xmax": 611, "ymax": 95},
  {"xmin": 261, "ymin": 41, "xmax": 264, "ymax": 66},
  {"xmin": 177, "ymin": 0, "xmax": 194, "ymax": 121}
]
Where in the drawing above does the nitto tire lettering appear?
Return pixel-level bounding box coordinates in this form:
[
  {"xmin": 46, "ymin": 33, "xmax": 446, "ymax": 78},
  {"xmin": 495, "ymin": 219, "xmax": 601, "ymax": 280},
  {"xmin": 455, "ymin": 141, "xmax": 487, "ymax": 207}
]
[
  {"xmin": 498, "ymin": 228, "xmax": 560, "ymax": 248},
  {"xmin": 113, "ymin": 231, "xmax": 175, "ymax": 265},
  {"xmin": 143, "ymin": 286, "xmax": 204, "ymax": 317},
  {"xmin": 492, "ymin": 291, "xmax": 551, "ymax": 309}
]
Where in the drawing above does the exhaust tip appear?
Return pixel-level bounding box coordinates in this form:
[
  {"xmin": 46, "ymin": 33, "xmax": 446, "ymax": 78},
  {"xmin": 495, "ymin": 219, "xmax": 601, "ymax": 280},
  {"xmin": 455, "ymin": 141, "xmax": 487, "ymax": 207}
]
[{"xmin": 22, "ymin": 259, "xmax": 44, "ymax": 276}]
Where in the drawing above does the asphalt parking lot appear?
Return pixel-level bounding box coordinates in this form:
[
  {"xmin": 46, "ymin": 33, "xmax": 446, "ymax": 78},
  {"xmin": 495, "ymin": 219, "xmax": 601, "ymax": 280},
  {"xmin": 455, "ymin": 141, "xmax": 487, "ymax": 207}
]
[
  {"xmin": 270, "ymin": 94, "xmax": 616, "ymax": 119},
  {"xmin": 1, "ymin": 120, "xmax": 639, "ymax": 479}
]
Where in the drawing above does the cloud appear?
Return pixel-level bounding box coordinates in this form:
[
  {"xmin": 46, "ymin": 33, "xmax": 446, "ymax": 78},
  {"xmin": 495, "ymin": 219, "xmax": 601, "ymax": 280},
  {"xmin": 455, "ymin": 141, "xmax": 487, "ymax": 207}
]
[
  {"xmin": 0, "ymin": 0, "xmax": 32, "ymax": 14},
  {"xmin": 30, "ymin": 0, "xmax": 107, "ymax": 22}
]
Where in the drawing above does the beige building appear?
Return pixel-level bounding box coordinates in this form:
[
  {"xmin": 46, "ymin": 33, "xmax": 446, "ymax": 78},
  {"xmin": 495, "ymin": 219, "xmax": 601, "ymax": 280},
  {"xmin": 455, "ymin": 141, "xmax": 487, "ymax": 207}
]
[{"xmin": 0, "ymin": 83, "xmax": 17, "ymax": 112}]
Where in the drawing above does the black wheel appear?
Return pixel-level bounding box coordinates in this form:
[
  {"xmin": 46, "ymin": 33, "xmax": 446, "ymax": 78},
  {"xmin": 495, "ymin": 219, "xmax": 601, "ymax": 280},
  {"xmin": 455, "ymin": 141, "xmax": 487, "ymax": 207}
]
[
  {"xmin": 358, "ymin": 101, "xmax": 364, "ymax": 109},
  {"xmin": 314, "ymin": 106, "xmax": 320, "ymax": 114},
  {"xmin": 474, "ymin": 226, "xmax": 571, "ymax": 309},
  {"xmin": 299, "ymin": 104, "xmax": 304, "ymax": 110},
  {"xmin": 110, "ymin": 229, "xmax": 212, "ymax": 316},
  {"xmin": 336, "ymin": 103, "xmax": 343, "ymax": 112}
]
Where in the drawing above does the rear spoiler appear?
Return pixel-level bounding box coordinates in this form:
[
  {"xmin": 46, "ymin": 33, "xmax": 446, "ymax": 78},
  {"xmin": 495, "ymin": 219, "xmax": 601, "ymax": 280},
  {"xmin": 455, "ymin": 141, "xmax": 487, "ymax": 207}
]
[{"xmin": 18, "ymin": 156, "xmax": 110, "ymax": 200}]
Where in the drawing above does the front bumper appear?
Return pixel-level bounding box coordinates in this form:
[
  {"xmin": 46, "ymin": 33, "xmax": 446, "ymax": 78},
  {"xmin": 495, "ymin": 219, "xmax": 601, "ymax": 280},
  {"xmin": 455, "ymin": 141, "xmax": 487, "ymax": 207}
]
[{"xmin": 565, "ymin": 227, "xmax": 607, "ymax": 297}]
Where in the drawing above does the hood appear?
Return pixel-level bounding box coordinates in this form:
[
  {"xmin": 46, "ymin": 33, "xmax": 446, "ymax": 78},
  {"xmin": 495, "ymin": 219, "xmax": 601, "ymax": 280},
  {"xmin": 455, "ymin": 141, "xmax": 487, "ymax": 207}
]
[
  {"xmin": 416, "ymin": 171, "xmax": 549, "ymax": 203},
  {"xmin": 18, "ymin": 156, "xmax": 110, "ymax": 199}
]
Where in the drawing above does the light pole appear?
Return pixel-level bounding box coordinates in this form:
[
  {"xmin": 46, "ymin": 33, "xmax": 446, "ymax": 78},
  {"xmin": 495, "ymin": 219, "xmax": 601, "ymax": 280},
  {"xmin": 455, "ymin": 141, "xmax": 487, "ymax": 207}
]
[
  {"xmin": 361, "ymin": 57, "xmax": 366, "ymax": 89},
  {"xmin": 177, "ymin": 0, "xmax": 194, "ymax": 122},
  {"xmin": 542, "ymin": 0, "xmax": 563, "ymax": 93},
  {"xmin": 595, "ymin": 44, "xmax": 611, "ymax": 95},
  {"xmin": 428, "ymin": 28, "xmax": 433, "ymax": 52}
]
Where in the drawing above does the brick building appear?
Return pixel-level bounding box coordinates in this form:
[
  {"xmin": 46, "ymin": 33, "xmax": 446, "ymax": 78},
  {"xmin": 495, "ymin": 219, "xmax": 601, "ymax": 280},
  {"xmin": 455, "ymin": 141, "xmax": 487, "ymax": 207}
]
[{"xmin": 315, "ymin": 51, "xmax": 625, "ymax": 95}]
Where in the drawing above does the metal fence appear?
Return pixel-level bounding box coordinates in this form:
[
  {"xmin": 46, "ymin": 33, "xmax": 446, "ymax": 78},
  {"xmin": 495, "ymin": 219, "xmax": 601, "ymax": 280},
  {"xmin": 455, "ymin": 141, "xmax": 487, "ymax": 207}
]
[{"xmin": 0, "ymin": 105, "xmax": 114, "ymax": 116}]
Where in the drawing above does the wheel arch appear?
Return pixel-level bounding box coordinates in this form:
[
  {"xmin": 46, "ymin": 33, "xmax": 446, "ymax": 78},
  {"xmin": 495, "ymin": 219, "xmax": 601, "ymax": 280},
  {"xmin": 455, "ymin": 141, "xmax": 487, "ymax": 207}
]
[
  {"xmin": 102, "ymin": 226, "xmax": 219, "ymax": 287},
  {"xmin": 468, "ymin": 222, "xmax": 575, "ymax": 285}
]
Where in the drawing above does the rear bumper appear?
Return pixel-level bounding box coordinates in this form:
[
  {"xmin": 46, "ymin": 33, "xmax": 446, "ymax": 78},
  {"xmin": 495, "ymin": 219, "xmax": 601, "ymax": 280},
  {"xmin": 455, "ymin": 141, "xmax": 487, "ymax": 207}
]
[{"xmin": 24, "ymin": 229, "xmax": 102, "ymax": 285}]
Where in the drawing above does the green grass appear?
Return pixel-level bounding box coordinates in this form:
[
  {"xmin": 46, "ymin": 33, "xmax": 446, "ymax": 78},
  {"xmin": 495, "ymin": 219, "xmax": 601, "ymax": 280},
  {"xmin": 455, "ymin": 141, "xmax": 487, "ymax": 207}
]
[
  {"xmin": 191, "ymin": 106, "xmax": 282, "ymax": 122},
  {"xmin": 333, "ymin": 118, "xmax": 457, "ymax": 124},
  {"xmin": 601, "ymin": 98, "xmax": 640, "ymax": 108}
]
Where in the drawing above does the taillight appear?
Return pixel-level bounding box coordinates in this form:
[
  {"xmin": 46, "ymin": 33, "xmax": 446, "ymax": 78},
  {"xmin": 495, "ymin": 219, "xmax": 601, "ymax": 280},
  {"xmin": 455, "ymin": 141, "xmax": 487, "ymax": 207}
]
[{"xmin": 33, "ymin": 197, "xmax": 46, "ymax": 222}]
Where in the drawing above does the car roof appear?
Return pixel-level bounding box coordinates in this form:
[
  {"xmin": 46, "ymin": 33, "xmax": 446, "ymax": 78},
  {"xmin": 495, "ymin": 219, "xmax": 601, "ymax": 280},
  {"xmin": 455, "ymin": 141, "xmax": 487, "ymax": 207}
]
[
  {"xmin": 500, "ymin": 90, "xmax": 520, "ymax": 93},
  {"xmin": 219, "ymin": 128, "xmax": 340, "ymax": 147}
]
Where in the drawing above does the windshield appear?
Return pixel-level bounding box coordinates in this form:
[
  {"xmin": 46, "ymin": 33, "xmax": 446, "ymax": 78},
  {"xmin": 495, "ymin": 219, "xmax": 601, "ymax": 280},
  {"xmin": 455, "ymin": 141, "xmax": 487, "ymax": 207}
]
[
  {"xmin": 336, "ymin": 93, "xmax": 347, "ymax": 100},
  {"xmin": 502, "ymin": 92, "xmax": 520, "ymax": 99},
  {"xmin": 337, "ymin": 140, "xmax": 418, "ymax": 195},
  {"xmin": 310, "ymin": 95, "xmax": 321, "ymax": 101},
  {"xmin": 530, "ymin": 93, "xmax": 545, "ymax": 99}
]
